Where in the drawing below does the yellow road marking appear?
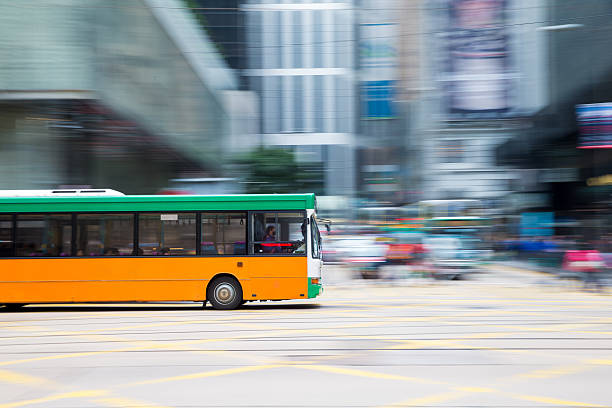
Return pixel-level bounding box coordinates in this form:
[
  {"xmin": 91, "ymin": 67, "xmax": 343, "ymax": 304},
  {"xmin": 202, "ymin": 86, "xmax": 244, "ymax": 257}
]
[
  {"xmin": 0, "ymin": 326, "xmax": 329, "ymax": 367},
  {"xmin": 518, "ymin": 365, "xmax": 588, "ymax": 379},
  {"xmin": 294, "ymin": 364, "xmax": 445, "ymax": 385},
  {"xmin": 512, "ymin": 393, "xmax": 607, "ymax": 407},
  {"xmin": 125, "ymin": 365, "xmax": 282, "ymax": 387},
  {"xmin": 0, "ymin": 369, "xmax": 54, "ymax": 386},
  {"xmin": 0, "ymin": 390, "xmax": 108, "ymax": 408},
  {"xmin": 588, "ymin": 359, "xmax": 612, "ymax": 365}
]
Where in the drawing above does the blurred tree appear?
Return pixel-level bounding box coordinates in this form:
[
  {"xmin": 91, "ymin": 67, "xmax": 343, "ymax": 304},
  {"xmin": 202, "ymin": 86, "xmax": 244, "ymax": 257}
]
[{"xmin": 236, "ymin": 148, "xmax": 324, "ymax": 195}]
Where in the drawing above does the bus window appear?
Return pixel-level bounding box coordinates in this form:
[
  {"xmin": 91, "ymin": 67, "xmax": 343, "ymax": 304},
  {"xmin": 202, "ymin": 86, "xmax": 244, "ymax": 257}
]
[
  {"xmin": 201, "ymin": 213, "xmax": 246, "ymax": 255},
  {"xmin": 77, "ymin": 213, "xmax": 134, "ymax": 256},
  {"xmin": 139, "ymin": 213, "xmax": 197, "ymax": 256},
  {"xmin": 0, "ymin": 215, "xmax": 12, "ymax": 257},
  {"xmin": 311, "ymin": 216, "xmax": 321, "ymax": 259},
  {"xmin": 252, "ymin": 212, "xmax": 306, "ymax": 255},
  {"xmin": 16, "ymin": 214, "xmax": 72, "ymax": 257}
]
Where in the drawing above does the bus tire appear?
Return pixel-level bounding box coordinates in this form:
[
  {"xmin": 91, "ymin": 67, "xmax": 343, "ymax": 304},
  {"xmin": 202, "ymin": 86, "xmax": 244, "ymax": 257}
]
[
  {"xmin": 3, "ymin": 303, "xmax": 25, "ymax": 311},
  {"xmin": 207, "ymin": 276, "xmax": 243, "ymax": 310}
]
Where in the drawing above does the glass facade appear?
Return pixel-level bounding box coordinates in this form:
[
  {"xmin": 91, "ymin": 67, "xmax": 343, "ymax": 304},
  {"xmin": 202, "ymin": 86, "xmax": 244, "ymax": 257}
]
[
  {"xmin": 246, "ymin": 3, "xmax": 355, "ymax": 136},
  {"xmin": 0, "ymin": 0, "xmax": 233, "ymax": 191}
]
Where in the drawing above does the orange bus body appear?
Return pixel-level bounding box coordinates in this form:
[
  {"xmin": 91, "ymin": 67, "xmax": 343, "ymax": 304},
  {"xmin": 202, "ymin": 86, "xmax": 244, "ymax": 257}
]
[{"xmin": 0, "ymin": 257, "xmax": 307, "ymax": 304}]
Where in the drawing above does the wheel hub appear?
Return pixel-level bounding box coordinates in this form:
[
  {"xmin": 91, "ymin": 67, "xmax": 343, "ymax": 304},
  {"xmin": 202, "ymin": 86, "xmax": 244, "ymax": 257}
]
[{"xmin": 215, "ymin": 283, "xmax": 235, "ymax": 304}]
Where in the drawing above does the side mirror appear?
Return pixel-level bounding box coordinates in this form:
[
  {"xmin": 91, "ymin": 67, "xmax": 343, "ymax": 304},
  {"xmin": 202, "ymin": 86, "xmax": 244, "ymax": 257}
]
[{"xmin": 325, "ymin": 224, "xmax": 330, "ymax": 232}]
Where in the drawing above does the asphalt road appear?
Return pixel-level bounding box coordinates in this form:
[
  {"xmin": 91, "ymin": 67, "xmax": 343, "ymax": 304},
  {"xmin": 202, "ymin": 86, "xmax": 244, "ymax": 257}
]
[{"xmin": 1, "ymin": 264, "xmax": 611, "ymax": 408}]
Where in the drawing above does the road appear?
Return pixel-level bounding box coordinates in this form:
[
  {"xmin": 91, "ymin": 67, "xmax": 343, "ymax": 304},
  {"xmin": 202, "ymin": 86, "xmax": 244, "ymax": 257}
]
[{"xmin": 1, "ymin": 264, "xmax": 611, "ymax": 408}]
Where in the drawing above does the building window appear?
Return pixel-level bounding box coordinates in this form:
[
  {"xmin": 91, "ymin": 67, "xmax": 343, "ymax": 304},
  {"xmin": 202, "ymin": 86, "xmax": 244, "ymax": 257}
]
[
  {"xmin": 252, "ymin": 212, "xmax": 306, "ymax": 255},
  {"xmin": 139, "ymin": 213, "xmax": 197, "ymax": 256},
  {"xmin": 16, "ymin": 214, "xmax": 72, "ymax": 257},
  {"xmin": 0, "ymin": 215, "xmax": 12, "ymax": 257},
  {"xmin": 294, "ymin": 76, "xmax": 304, "ymax": 131},
  {"xmin": 77, "ymin": 213, "xmax": 134, "ymax": 256},
  {"xmin": 201, "ymin": 213, "xmax": 247, "ymax": 255},
  {"xmin": 293, "ymin": 10, "xmax": 302, "ymax": 68},
  {"xmin": 314, "ymin": 75, "xmax": 325, "ymax": 132},
  {"xmin": 264, "ymin": 76, "xmax": 282, "ymax": 134},
  {"xmin": 313, "ymin": 10, "xmax": 324, "ymax": 68}
]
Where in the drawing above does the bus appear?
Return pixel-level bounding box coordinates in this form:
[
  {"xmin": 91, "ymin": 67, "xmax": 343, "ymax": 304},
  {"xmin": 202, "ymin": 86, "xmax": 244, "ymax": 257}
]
[{"xmin": 0, "ymin": 190, "xmax": 323, "ymax": 310}]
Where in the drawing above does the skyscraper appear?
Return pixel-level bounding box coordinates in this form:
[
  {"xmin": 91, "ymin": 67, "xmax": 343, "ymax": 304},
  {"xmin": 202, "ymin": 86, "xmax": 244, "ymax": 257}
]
[{"xmin": 242, "ymin": 0, "xmax": 356, "ymax": 197}]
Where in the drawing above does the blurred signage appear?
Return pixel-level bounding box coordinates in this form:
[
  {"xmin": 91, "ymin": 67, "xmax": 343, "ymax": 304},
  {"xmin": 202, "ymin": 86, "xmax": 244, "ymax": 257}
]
[
  {"xmin": 429, "ymin": 219, "xmax": 488, "ymax": 228},
  {"xmin": 576, "ymin": 103, "xmax": 612, "ymax": 149},
  {"xmin": 520, "ymin": 212, "xmax": 553, "ymax": 237},
  {"xmin": 441, "ymin": 0, "xmax": 512, "ymax": 118},
  {"xmin": 359, "ymin": 1, "xmax": 397, "ymax": 119},
  {"xmin": 587, "ymin": 174, "xmax": 612, "ymax": 186}
]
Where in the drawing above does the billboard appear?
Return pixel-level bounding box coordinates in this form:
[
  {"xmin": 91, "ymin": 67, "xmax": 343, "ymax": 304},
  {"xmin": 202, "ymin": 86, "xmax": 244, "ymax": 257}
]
[
  {"xmin": 576, "ymin": 103, "xmax": 612, "ymax": 149},
  {"xmin": 359, "ymin": 22, "xmax": 397, "ymax": 119},
  {"xmin": 520, "ymin": 212, "xmax": 553, "ymax": 237},
  {"xmin": 442, "ymin": 0, "xmax": 512, "ymax": 118}
]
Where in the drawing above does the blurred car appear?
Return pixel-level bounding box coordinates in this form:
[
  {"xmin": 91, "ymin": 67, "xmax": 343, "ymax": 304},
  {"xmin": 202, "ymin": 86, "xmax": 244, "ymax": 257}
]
[
  {"xmin": 424, "ymin": 236, "xmax": 488, "ymax": 280},
  {"xmin": 385, "ymin": 233, "xmax": 426, "ymax": 265},
  {"xmin": 321, "ymin": 236, "xmax": 344, "ymax": 263},
  {"xmin": 339, "ymin": 236, "xmax": 387, "ymax": 279}
]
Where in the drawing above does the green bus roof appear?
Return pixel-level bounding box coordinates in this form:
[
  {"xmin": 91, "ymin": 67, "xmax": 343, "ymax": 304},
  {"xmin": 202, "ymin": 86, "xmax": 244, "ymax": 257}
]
[{"xmin": 0, "ymin": 194, "xmax": 316, "ymax": 213}]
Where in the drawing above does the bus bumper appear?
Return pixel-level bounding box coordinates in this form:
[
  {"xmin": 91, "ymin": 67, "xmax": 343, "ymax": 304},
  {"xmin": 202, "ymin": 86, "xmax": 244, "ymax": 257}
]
[{"xmin": 308, "ymin": 278, "xmax": 323, "ymax": 298}]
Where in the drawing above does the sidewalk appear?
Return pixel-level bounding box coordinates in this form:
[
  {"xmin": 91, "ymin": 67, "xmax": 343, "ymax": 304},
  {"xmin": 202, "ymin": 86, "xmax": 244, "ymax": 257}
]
[
  {"xmin": 495, "ymin": 260, "xmax": 560, "ymax": 275},
  {"xmin": 495, "ymin": 260, "xmax": 612, "ymax": 284}
]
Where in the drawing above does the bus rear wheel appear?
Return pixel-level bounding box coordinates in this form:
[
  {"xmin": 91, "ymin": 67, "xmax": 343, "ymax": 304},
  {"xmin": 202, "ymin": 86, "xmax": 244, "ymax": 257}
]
[{"xmin": 207, "ymin": 276, "xmax": 243, "ymax": 310}]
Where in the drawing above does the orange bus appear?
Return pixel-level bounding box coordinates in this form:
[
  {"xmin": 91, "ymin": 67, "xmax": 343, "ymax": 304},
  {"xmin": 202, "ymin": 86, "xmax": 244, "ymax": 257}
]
[{"xmin": 0, "ymin": 190, "xmax": 322, "ymax": 310}]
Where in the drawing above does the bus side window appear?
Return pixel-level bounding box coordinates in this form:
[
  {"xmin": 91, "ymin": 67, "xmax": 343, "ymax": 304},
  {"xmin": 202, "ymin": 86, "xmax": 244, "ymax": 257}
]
[
  {"xmin": 139, "ymin": 213, "xmax": 197, "ymax": 256},
  {"xmin": 16, "ymin": 214, "xmax": 72, "ymax": 257},
  {"xmin": 77, "ymin": 213, "xmax": 134, "ymax": 256},
  {"xmin": 251, "ymin": 212, "xmax": 306, "ymax": 255},
  {"xmin": 201, "ymin": 213, "xmax": 246, "ymax": 255}
]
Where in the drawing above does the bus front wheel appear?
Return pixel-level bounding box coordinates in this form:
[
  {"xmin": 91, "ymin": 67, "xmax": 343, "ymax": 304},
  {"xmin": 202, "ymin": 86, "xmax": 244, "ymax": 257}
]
[{"xmin": 207, "ymin": 276, "xmax": 243, "ymax": 310}]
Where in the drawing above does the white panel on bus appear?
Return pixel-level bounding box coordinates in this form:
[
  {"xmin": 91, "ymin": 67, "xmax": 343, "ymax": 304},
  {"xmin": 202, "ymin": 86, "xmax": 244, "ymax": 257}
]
[{"xmin": 0, "ymin": 189, "xmax": 125, "ymax": 197}]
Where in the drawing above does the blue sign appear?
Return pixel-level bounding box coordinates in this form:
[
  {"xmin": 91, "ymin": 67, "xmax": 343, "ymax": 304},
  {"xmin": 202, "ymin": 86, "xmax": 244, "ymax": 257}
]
[
  {"xmin": 361, "ymin": 80, "xmax": 395, "ymax": 119},
  {"xmin": 520, "ymin": 212, "xmax": 553, "ymax": 237}
]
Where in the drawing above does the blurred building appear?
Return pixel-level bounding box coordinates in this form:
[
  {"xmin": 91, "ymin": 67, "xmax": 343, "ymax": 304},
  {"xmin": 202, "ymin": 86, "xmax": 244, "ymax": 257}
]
[
  {"xmin": 242, "ymin": 0, "xmax": 356, "ymax": 197},
  {"xmin": 355, "ymin": 0, "xmax": 405, "ymax": 204},
  {"xmin": 416, "ymin": 0, "xmax": 548, "ymax": 203},
  {"xmin": 0, "ymin": 0, "xmax": 253, "ymax": 193},
  {"xmin": 190, "ymin": 0, "xmax": 248, "ymax": 89},
  {"xmin": 497, "ymin": 0, "xmax": 612, "ymax": 221}
]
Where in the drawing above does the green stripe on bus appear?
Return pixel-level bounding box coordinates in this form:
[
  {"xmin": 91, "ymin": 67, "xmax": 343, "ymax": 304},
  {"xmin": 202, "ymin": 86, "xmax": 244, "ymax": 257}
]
[{"xmin": 0, "ymin": 194, "xmax": 316, "ymax": 213}]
